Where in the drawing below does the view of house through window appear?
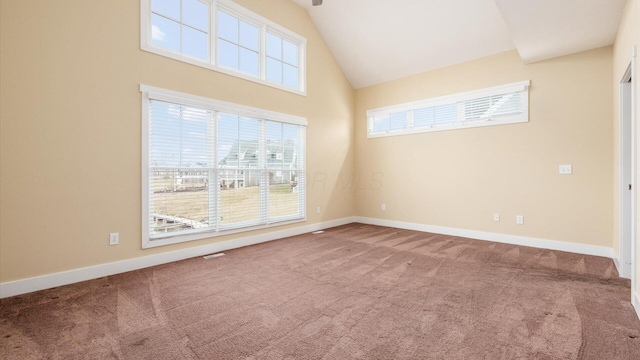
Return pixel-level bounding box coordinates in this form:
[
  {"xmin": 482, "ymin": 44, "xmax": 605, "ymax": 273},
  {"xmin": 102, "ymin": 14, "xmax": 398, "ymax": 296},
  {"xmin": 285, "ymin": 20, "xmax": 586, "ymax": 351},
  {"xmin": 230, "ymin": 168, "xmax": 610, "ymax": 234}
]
[{"xmin": 143, "ymin": 87, "xmax": 306, "ymax": 246}]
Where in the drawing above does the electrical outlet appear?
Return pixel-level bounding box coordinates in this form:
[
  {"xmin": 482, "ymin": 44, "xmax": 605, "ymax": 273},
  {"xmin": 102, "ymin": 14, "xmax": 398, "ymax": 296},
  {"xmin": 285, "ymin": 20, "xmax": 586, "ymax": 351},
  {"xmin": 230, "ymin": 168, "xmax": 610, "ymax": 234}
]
[
  {"xmin": 516, "ymin": 215, "xmax": 524, "ymax": 225},
  {"xmin": 316, "ymin": 206, "xmax": 320, "ymax": 214},
  {"xmin": 559, "ymin": 165, "xmax": 572, "ymax": 175},
  {"xmin": 381, "ymin": 204, "xmax": 386, "ymax": 211},
  {"xmin": 109, "ymin": 233, "xmax": 119, "ymax": 246},
  {"xmin": 493, "ymin": 213, "xmax": 500, "ymax": 222}
]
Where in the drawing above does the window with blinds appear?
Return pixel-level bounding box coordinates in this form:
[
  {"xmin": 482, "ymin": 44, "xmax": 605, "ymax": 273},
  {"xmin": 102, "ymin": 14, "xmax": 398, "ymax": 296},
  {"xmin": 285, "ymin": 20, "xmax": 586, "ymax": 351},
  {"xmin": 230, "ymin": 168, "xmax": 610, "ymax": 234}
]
[
  {"xmin": 367, "ymin": 80, "xmax": 530, "ymax": 138},
  {"xmin": 141, "ymin": 85, "xmax": 306, "ymax": 248}
]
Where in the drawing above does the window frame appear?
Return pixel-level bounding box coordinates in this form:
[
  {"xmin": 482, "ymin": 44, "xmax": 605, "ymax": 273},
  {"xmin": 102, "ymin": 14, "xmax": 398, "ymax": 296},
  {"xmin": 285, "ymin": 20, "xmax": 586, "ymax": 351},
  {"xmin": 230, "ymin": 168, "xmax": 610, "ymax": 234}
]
[
  {"xmin": 366, "ymin": 80, "xmax": 531, "ymax": 138},
  {"xmin": 141, "ymin": 84, "xmax": 307, "ymax": 249},
  {"xmin": 140, "ymin": 0, "xmax": 307, "ymax": 95}
]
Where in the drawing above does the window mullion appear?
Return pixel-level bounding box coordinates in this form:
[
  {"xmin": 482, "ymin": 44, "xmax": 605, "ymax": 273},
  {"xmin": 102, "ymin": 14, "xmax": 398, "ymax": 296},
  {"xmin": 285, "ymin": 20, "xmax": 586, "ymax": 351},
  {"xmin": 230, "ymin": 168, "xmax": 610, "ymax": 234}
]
[
  {"xmin": 259, "ymin": 120, "xmax": 268, "ymax": 223},
  {"xmin": 179, "ymin": 0, "xmax": 184, "ymax": 54},
  {"xmin": 210, "ymin": 111, "xmax": 218, "ymax": 231},
  {"xmin": 210, "ymin": 0, "xmax": 217, "ymax": 65},
  {"xmin": 260, "ymin": 25, "xmax": 267, "ymax": 80},
  {"xmin": 456, "ymin": 101, "xmax": 464, "ymax": 125},
  {"xmin": 408, "ymin": 110, "xmax": 414, "ymax": 130}
]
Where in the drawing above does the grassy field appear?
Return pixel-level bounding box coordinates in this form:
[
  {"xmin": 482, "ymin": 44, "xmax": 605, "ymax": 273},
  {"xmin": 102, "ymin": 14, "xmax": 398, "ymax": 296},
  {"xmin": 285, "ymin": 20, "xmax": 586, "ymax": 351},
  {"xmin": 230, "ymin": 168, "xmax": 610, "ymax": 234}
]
[{"xmin": 152, "ymin": 184, "xmax": 299, "ymax": 232}]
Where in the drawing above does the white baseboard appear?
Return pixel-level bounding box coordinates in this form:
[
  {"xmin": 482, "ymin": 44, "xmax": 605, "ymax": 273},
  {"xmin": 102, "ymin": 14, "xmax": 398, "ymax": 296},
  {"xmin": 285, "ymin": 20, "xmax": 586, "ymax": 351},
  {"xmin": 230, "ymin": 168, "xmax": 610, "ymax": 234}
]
[
  {"xmin": 0, "ymin": 216, "xmax": 620, "ymax": 299},
  {"xmin": 355, "ymin": 217, "xmax": 616, "ymax": 259},
  {"xmin": 0, "ymin": 217, "xmax": 356, "ymax": 299},
  {"xmin": 633, "ymin": 291, "xmax": 640, "ymax": 320},
  {"xmin": 613, "ymin": 255, "xmax": 621, "ymax": 273}
]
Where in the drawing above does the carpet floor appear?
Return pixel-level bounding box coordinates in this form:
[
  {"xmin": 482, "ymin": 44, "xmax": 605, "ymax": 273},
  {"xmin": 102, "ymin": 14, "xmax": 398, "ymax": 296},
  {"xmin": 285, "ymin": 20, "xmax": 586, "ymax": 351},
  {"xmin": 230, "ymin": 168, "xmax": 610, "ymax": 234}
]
[{"xmin": 1, "ymin": 223, "xmax": 640, "ymax": 359}]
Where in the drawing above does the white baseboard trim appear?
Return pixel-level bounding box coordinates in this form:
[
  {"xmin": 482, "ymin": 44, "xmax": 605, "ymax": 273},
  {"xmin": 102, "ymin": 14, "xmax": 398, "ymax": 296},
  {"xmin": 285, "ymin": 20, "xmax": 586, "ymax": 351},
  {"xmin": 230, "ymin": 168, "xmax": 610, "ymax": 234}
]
[
  {"xmin": 355, "ymin": 217, "xmax": 616, "ymax": 259},
  {"xmin": 613, "ymin": 255, "xmax": 621, "ymax": 273},
  {"xmin": 633, "ymin": 291, "xmax": 640, "ymax": 320},
  {"xmin": 0, "ymin": 216, "xmax": 356, "ymax": 299}
]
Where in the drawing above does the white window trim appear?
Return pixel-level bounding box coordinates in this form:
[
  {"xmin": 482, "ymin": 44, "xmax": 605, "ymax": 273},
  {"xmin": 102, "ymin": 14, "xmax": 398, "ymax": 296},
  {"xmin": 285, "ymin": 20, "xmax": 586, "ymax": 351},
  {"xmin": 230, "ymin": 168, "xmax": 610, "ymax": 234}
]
[
  {"xmin": 366, "ymin": 80, "xmax": 530, "ymax": 138},
  {"xmin": 140, "ymin": 0, "xmax": 307, "ymax": 96},
  {"xmin": 140, "ymin": 84, "xmax": 307, "ymax": 249}
]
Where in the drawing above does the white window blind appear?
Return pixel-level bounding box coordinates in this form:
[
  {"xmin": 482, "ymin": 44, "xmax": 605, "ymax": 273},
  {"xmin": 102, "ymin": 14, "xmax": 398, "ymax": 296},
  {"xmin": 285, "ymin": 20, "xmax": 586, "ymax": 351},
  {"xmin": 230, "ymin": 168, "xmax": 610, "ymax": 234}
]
[
  {"xmin": 367, "ymin": 80, "xmax": 530, "ymax": 138},
  {"xmin": 463, "ymin": 92, "xmax": 523, "ymax": 122},
  {"xmin": 142, "ymin": 85, "xmax": 306, "ymax": 248}
]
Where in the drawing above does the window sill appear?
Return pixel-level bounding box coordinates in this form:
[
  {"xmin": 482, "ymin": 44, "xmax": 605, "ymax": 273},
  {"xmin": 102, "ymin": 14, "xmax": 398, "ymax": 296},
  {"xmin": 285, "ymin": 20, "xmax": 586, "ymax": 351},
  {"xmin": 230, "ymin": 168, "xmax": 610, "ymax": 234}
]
[{"xmin": 142, "ymin": 216, "xmax": 307, "ymax": 249}]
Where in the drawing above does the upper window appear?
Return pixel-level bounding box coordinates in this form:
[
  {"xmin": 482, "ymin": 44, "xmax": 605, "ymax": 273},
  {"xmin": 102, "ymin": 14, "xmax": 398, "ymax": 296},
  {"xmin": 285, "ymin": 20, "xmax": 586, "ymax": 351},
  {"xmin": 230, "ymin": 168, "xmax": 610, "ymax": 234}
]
[
  {"xmin": 367, "ymin": 81, "xmax": 530, "ymax": 138},
  {"xmin": 141, "ymin": 85, "xmax": 307, "ymax": 248},
  {"xmin": 141, "ymin": 0, "xmax": 307, "ymax": 94}
]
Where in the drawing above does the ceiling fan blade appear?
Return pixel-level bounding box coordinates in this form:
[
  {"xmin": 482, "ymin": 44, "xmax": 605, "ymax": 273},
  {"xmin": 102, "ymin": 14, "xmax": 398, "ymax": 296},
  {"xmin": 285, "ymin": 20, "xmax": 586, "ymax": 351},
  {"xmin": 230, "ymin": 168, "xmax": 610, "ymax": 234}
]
[{"xmin": 312, "ymin": 0, "xmax": 323, "ymax": 6}]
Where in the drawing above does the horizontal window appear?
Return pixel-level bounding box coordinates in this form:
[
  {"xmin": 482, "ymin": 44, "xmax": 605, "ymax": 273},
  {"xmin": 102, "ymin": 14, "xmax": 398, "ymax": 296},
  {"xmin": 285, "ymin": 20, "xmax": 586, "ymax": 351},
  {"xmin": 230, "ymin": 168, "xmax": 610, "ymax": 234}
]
[
  {"xmin": 141, "ymin": 0, "xmax": 307, "ymax": 95},
  {"xmin": 367, "ymin": 80, "xmax": 530, "ymax": 138},
  {"xmin": 141, "ymin": 85, "xmax": 307, "ymax": 248}
]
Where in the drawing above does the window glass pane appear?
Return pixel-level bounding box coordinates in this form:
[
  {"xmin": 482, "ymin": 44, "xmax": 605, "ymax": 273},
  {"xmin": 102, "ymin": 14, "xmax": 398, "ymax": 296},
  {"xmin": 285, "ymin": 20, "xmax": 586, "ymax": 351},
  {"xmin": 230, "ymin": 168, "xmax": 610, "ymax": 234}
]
[
  {"xmin": 266, "ymin": 33, "xmax": 282, "ymax": 59},
  {"xmin": 152, "ymin": 14, "xmax": 181, "ymax": 52},
  {"xmin": 179, "ymin": 106, "xmax": 210, "ymax": 166},
  {"xmin": 219, "ymin": 169, "xmax": 261, "ymax": 226},
  {"xmin": 283, "ymin": 40, "xmax": 298, "ymax": 66},
  {"xmin": 182, "ymin": 27, "xmax": 208, "ymax": 61},
  {"xmin": 182, "ymin": 0, "xmax": 208, "ymax": 32},
  {"xmin": 150, "ymin": 102, "xmax": 182, "ymax": 168},
  {"xmin": 240, "ymin": 48, "xmax": 259, "ymax": 76},
  {"xmin": 151, "ymin": 170, "xmax": 211, "ymax": 234},
  {"xmin": 218, "ymin": 114, "xmax": 260, "ymax": 169},
  {"xmin": 149, "ymin": 100, "xmax": 213, "ymax": 236},
  {"xmin": 266, "ymin": 58, "xmax": 282, "ymax": 83},
  {"xmin": 239, "ymin": 117, "xmax": 259, "ymax": 169},
  {"xmin": 217, "ymin": 10, "xmax": 239, "ymax": 43},
  {"xmin": 269, "ymin": 170, "xmax": 299, "ymax": 219},
  {"xmin": 152, "ymin": 0, "xmax": 180, "ymax": 20},
  {"xmin": 435, "ymin": 103, "xmax": 458, "ymax": 124},
  {"xmin": 240, "ymin": 21, "xmax": 259, "ymax": 51},
  {"xmin": 218, "ymin": 39, "xmax": 239, "ymax": 70},
  {"xmin": 218, "ymin": 113, "xmax": 239, "ymax": 168},
  {"xmin": 388, "ymin": 111, "xmax": 407, "ymax": 131},
  {"xmin": 266, "ymin": 121, "xmax": 283, "ymax": 169},
  {"xmin": 283, "ymin": 64, "xmax": 298, "ymax": 89},
  {"xmin": 414, "ymin": 107, "xmax": 435, "ymax": 127},
  {"xmin": 372, "ymin": 114, "xmax": 390, "ymax": 133}
]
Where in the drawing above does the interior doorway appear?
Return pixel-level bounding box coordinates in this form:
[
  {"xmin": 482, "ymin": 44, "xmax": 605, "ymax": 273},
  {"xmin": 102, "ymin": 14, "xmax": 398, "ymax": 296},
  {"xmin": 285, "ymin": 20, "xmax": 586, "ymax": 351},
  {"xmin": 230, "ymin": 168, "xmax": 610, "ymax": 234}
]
[{"xmin": 620, "ymin": 65, "xmax": 633, "ymax": 279}]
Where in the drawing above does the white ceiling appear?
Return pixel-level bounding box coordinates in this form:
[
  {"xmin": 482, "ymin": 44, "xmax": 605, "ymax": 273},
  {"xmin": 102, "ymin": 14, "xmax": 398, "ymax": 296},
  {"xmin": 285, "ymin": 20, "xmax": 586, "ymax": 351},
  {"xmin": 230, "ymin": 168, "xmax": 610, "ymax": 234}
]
[
  {"xmin": 291, "ymin": 0, "xmax": 627, "ymax": 89},
  {"xmin": 495, "ymin": 0, "xmax": 626, "ymax": 64}
]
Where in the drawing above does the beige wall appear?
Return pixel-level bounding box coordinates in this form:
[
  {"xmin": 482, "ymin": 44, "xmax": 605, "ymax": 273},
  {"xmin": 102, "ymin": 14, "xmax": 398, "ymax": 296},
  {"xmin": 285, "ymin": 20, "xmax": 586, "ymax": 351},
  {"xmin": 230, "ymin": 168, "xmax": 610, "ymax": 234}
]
[
  {"xmin": 355, "ymin": 48, "xmax": 613, "ymax": 248},
  {"xmin": 0, "ymin": 0, "xmax": 627, "ymax": 291},
  {"xmin": 0, "ymin": 0, "xmax": 355, "ymax": 283},
  {"xmin": 613, "ymin": 0, "xmax": 640, "ymax": 296}
]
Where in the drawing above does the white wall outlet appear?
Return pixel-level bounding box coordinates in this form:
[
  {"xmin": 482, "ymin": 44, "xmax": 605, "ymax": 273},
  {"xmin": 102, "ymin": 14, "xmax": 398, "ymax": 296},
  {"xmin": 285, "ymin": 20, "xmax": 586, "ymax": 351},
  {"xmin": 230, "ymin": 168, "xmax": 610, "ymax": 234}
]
[
  {"xmin": 316, "ymin": 206, "xmax": 321, "ymax": 214},
  {"xmin": 493, "ymin": 213, "xmax": 500, "ymax": 222},
  {"xmin": 516, "ymin": 215, "xmax": 524, "ymax": 225},
  {"xmin": 109, "ymin": 233, "xmax": 119, "ymax": 246},
  {"xmin": 381, "ymin": 204, "xmax": 386, "ymax": 211},
  {"xmin": 559, "ymin": 165, "xmax": 572, "ymax": 175}
]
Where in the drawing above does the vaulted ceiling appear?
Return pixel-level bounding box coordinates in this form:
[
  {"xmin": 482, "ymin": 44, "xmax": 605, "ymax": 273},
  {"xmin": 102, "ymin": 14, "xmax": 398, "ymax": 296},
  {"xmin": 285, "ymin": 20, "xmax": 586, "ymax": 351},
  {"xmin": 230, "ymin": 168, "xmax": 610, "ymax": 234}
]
[{"xmin": 290, "ymin": 0, "xmax": 627, "ymax": 89}]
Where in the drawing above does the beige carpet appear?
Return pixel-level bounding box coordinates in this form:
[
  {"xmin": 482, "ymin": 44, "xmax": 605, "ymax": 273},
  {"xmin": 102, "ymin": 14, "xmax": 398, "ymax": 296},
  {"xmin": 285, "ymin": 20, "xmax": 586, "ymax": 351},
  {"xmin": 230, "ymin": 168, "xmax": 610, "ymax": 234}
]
[{"xmin": 1, "ymin": 223, "xmax": 640, "ymax": 359}]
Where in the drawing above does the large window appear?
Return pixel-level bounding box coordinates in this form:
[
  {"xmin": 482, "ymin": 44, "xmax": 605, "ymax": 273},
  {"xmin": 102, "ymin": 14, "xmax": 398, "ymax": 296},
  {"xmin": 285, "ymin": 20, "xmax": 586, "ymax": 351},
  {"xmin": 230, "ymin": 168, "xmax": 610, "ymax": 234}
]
[
  {"xmin": 141, "ymin": 85, "xmax": 306, "ymax": 248},
  {"xmin": 141, "ymin": 0, "xmax": 307, "ymax": 94},
  {"xmin": 367, "ymin": 81, "xmax": 530, "ymax": 138}
]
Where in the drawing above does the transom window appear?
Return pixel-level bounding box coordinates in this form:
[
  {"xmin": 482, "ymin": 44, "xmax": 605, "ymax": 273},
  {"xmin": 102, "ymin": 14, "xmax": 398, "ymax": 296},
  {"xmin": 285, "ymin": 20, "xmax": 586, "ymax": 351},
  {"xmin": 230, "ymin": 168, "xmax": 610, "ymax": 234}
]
[
  {"xmin": 141, "ymin": 0, "xmax": 307, "ymax": 94},
  {"xmin": 141, "ymin": 85, "xmax": 307, "ymax": 248},
  {"xmin": 367, "ymin": 81, "xmax": 530, "ymax": 138}
]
